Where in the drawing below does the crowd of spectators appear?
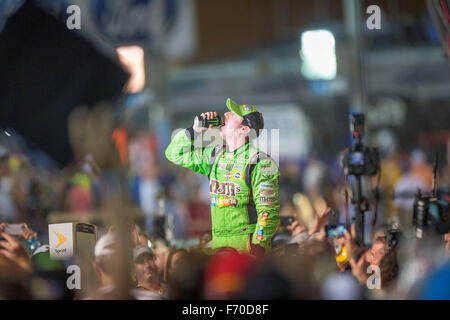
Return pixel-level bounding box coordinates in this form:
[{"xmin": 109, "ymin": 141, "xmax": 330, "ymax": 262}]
[{"xmin": 0, "ymin": 123, "xmax": 450, "ymax": 300}]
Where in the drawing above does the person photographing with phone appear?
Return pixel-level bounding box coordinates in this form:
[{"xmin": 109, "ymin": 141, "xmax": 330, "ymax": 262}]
[
  {"xmin": 165, "ymin": 98, "xmax": 280, "ymax": 257},
  {"xmin": 0, "ymin": 222, "xmax": 34, "ymax": 275}
]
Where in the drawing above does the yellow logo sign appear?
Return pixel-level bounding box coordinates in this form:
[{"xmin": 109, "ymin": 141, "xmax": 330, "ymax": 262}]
[
  {"xmin": 54, "ymin": 232, "xmax": 67, "ymax": 247},
  {"xmin": 232, "ymin": 170, "xmax": 243, "ymax": 181}
]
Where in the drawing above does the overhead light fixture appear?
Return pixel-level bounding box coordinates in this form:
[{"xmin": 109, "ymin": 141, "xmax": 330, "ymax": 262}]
[
  {"xmin": 300, "ymin": 29, "xmax": 337, "ymax": 80},
  {"xmin": 116, "ymin": 45, "xmax": 146, "ymax": 94}
]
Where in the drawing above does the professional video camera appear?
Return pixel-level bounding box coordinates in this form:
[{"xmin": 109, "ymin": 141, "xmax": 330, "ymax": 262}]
[
  {"xmin": 342, "ymin": 113, "xmax": 380, "ymax": 177},
  {"xmin": 413, "ymin": 192, "xmax": 450, "ymax": 239},
  {"xmin": 341, "ymin": 113, "xmax": 380, "ymax": 246},
  {"xmin": 413, "ymin": 154, "xmax": 450, "ymax": 239}
]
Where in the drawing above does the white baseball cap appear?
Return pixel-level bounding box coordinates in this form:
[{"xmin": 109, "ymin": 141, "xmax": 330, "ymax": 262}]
[
  {"xmin": 133, "ymin": 246, "xmax": 155, "ymax": 262},
  {"xmin": 94, "ymin": 234, "xmax": 116, "ymax": 257}
]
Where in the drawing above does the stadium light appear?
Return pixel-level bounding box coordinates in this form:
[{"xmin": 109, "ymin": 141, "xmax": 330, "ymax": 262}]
[
  {"xmin": 116, "ymin": 45, "xmax": 146, "ymax": 93},
  {"xmin": 300, "ymin": 29, "xmax": 337, "ymax": 80}
]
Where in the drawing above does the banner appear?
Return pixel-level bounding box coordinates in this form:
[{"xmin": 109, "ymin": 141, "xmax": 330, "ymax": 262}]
[{"xmin": 31, "ymin": 0, "xmax": 197, "ymax": 59}]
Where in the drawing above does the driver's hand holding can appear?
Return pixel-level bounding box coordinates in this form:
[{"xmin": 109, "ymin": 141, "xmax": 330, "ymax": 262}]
[{"xmin": 193, "ymin": 111, "xmax": 222, "ymax": 132}]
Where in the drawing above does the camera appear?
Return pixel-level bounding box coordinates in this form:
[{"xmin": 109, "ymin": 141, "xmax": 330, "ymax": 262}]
[
  {"xmin": 325, "ymin": 209, "xmax": 347, "ymax": 238},
  {"xmin": 326, "ymin": 224, "xmax": 347, "ymax": 238},
  {"xmin": 386, "ymin": 229, "xmax": 402, "ymax": 249},
  {"xmin": 412, "ymin": 153, "xmax": 450, "ymax": 240},
  {"xmin": 342, "ymin": 114, "xmax": 380, "ymax": 177},
  {"xmin": 327, "ymin": 209, "xmax": 340, "ymax": 226},
  {"xmin": 344, "ymin": 149, "xmax": 380, "ymax": 176},
  {"xmin": 340, "ymin": 113, "xmax": 380, "ymax": 246},
  {"xmin": 413, "ymin": 189, "xmax": 450, "ymax": 239},
  {"xmin": 279, "ymin": 216, "xmax": 295, "ymax": 227}
]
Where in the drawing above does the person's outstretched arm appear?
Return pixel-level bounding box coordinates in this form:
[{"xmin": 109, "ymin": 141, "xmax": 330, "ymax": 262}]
[{"xmin": 165, "ymin": 111, "xmax": 221, "ymax": 176}]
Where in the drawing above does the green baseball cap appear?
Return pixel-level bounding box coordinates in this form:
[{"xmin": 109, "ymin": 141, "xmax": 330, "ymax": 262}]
[
  {"xmin": 225, "ymin": 98, "xmax": 264, "ymax": 135},
  {"xmin": 226, "ymin": 98, "xmax": 260, "ymax": 117}
]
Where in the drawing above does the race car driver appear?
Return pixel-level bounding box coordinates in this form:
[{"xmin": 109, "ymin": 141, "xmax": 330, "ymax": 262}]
[{"xmin": 165, "ymin": 98, "xmax": 280, "ymax": 257}]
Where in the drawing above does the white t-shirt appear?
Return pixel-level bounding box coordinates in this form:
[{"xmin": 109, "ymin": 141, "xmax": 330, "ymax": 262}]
[{"xmin": 394, "ymin": 174, "xmax": 427, "ymax": 210}]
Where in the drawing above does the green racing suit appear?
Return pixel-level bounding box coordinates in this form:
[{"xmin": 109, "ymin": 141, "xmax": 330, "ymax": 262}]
[{"xmin": 165, "ymin": 127, "xmax": 280, "ymax": 254}]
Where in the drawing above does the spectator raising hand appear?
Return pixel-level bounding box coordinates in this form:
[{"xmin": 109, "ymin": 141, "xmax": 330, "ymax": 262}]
[
  {"xmin": 0, "ymin": 222, "xmax": 37, "ymax": 240},
  {"xmin": 0, "ymin": 232, "xmax": 33, "ymax": 274},
  {"xmin": 343, "ymin": 226, "xmax": 369, "ymax": 285},
  {"xmin": 20, "ymin": 225, "xmax": 37, "ymax": 241},
  {"xmin": 308, "ymin": 207, "xmax": 331, "ymax": 239},
  {"xmin": 0, "ymin": 222, "xmax": 7, "ymax": 233},
  {"xmin": 444, "ymin": 231, "xmax": 450, "ymax": 253},
  {"xmin": 286, "ymin": 220, "xmax": 306, "ymax": 237}
]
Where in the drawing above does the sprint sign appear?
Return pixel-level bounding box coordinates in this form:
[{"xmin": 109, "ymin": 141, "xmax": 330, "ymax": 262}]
[{"xmin": 49, "ymin": 223, "xmax": 74, "ymax": 260}]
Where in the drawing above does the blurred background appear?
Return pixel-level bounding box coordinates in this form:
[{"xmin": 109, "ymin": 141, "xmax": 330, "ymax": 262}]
[{"xmin": 0, "ymin": 0, "xmax": 449, "ymax": 249}]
